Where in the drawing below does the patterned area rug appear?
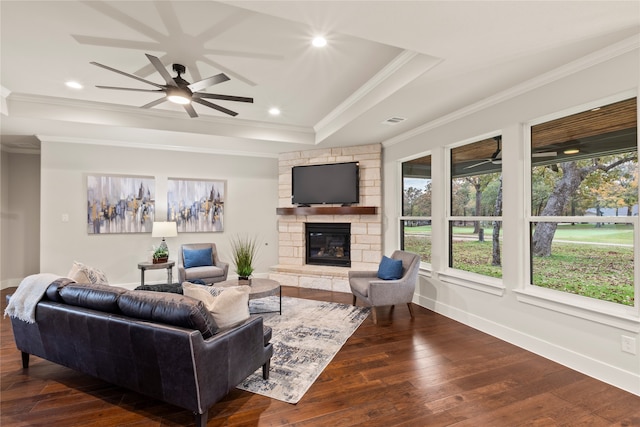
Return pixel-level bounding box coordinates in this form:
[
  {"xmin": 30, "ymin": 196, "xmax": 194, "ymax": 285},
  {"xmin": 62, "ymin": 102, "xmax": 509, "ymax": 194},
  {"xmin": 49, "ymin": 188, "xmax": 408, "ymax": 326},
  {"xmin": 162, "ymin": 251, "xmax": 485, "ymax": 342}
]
[{"xmin": 238, "ymin": 296, "xmax": 370, "ymax": 404}]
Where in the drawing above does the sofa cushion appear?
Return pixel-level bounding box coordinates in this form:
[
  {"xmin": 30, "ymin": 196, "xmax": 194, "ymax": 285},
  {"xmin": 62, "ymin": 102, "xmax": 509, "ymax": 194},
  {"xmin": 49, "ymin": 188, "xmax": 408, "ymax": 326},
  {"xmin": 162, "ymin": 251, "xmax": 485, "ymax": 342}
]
[
  {"xmin": 44, "ymin": 278, "xmax": 77, "ymax": 302},
  {"xmin": 183, "ymin": 266, "xmax": 225, "ymax": 281},
  {"xmin": 182, "ymin": 282, "xmax": 250, "ymax": 330},
  {"xmin": 183, "ymin": 248, "xmax": 213, "ymax": 269},
  {"xmin": 118, "ymin": 291, "xmax": 218, "ymax": 338},
  {"xmin": 377, "ymin": 256, "xmax": 403, "ymax": 280},
  {"xmin": 58, "ymin": 283, "xmax": 127, "ymax": 313}
]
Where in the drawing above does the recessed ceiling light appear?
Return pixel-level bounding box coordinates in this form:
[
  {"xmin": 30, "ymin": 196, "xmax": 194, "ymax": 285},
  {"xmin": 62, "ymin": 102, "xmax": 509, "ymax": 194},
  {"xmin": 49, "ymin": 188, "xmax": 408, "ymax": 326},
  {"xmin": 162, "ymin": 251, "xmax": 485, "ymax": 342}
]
[
  {"xmin": 65, "ymin": 81, "xmax": 83, "ymax": 89},
  {"xmin": 269, "ymin": 107, "xmax": 281, "ymax": 116},
  {"xmin": 312, "ymin": 36, "xmax": 327, "ymax": 47},
  {"xmin": 563, "ymin": 148, "xmax": 580, "ymax": 155}
]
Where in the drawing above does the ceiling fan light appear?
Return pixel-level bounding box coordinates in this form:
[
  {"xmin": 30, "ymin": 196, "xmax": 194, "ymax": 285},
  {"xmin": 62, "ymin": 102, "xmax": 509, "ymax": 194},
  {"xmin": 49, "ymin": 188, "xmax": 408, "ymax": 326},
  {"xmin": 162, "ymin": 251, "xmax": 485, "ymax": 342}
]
[
  {"xmin": 312, "ymin": 36, "xmax": 327, "ymax": 47},
  {"xmin": 167, "ymin": 94, "xmax": 191, "ymax": 105}
]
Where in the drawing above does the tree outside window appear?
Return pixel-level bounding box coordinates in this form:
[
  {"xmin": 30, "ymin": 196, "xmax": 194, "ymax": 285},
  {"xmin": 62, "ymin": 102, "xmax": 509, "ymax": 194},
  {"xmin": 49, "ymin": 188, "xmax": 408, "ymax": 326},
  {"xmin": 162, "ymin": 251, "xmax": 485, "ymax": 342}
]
[
  {"xmin": 401, "ymin": 155, "xmax": 432, "ymax": 263},
  {"xmin": 529, "ymin": 97, "xmax": 637, "ymax": 306},
  {"xmin": 449, "ymin": 137, "xmax": 503, "ymax": 279}
]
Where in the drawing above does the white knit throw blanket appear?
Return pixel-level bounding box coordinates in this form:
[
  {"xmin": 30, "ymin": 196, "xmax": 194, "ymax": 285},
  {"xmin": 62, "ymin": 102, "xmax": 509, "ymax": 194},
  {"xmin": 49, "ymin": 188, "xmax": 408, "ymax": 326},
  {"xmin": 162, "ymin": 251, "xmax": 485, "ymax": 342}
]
[{"xmin": 4, "ymin": 273, "xmax": 61, "ymax": 323}]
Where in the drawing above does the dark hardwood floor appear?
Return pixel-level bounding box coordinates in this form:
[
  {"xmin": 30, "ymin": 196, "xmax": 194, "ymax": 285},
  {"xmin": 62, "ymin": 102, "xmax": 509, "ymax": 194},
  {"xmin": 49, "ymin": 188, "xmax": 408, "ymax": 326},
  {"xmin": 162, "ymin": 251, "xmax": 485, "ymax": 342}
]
[{"xmin": 2, "ymin": 286, "xmax": 639, "ymax": 426}]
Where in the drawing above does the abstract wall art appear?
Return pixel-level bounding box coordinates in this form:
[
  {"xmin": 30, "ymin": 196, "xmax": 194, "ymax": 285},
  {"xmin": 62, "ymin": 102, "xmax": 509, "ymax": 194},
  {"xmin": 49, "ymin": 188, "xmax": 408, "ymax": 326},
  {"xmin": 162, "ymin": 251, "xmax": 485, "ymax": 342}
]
[
  {"xmin": 87, "ymin": 174, "xmax": 155, "ymax": 234},
  {"xmin": 167, "ymin": 178, "xmax": 225, "ymax": 233}
]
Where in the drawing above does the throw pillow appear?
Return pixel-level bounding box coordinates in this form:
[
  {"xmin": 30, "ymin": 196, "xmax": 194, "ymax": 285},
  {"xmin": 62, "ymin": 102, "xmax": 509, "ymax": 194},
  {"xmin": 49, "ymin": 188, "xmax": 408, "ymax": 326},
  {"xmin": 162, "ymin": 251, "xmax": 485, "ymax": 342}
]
[
  {"xmin": 67, "ymin": 261, "xmax": 109, "ymax": 284},
  {"xmin": 182, "ymin": 282, "xmax": 250, "ymax": 330},
  {"xmin": 377, "ymin": 256, "xmax": 403, "ymax": 280},
  {"xmin": 183, "ymin": 248, "xmax": 213, "ymax": 269}
]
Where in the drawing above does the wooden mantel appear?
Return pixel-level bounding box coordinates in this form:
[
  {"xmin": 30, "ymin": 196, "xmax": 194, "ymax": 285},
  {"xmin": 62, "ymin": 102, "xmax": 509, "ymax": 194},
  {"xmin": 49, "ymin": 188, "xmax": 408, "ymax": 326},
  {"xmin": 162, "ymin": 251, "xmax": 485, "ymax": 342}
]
[{"xmin": 276, "ymin": 206, "xmax": 378, "ymax": 215}]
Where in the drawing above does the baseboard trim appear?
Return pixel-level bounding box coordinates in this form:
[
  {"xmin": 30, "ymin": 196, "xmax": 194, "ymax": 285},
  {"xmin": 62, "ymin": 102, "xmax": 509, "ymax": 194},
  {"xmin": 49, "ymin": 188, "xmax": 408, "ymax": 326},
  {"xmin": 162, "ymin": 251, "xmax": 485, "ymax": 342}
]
[{"xmin": 1, "ymin": 278, "xmax": 22, "ymax": 290}]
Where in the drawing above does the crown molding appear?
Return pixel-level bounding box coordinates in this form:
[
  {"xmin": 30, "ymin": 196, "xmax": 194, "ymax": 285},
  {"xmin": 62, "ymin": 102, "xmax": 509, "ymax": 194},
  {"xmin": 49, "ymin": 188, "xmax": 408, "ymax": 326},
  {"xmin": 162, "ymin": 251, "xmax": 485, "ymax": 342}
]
[
  {"xmin": 314, "ymin": 50, "xmax": 443, "ymax": 144},
  {"xmin": 314, "ymin": 50, "xmax": 420, "ymax": 132},
  {"xmin": 383, "ymin": 34, "xmax": 640, "ymax": 147},
  {"xmin": 8, "ymin": 93, "xmax": 313, "ymax": 133},
  {"xmin": 6, "ymin": 93, "xmax": 316, "ymax": 148},
  {"xmin": 36, "ymin": 135, "xmax": 280, "ymax": 159},
  {"xmin": 0, "ymin": 86, "xmax": 11, "ymax": 116}
]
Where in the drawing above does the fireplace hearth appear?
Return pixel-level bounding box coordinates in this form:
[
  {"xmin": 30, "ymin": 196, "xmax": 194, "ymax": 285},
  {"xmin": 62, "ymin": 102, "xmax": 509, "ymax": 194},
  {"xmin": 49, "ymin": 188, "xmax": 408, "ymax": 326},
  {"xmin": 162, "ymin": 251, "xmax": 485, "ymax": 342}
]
[{"xmin": 306, "ymin": 223, "xmax": 351, "ymax": 267}]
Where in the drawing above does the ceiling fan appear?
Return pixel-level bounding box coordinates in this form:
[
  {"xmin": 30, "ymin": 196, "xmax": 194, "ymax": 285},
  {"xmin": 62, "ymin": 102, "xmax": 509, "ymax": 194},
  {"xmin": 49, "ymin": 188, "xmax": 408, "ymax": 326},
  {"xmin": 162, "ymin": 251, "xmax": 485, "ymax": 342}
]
[
  {"xmin": 464, "ymin": 136, "xmax": 557, "ymax": 169},
  {"xmin": 91, "ymin": 53, "xmax": 253, "ymax": 118}
]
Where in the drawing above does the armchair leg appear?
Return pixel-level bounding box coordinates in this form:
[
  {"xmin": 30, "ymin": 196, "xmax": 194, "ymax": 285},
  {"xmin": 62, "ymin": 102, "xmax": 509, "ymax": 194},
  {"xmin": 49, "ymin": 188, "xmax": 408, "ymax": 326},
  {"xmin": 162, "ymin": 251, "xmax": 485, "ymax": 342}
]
[
  {"xmin": 21, "ymin": 352, "xmax": 30, "ymax": 369},
  {"xmin": 407, "ymin": 303, "xmax": 415, "ymax": 318},
  {"xmin": 371, "ymin": 307, "xmax": 378, "ymax": 324},
  {"xmin": 352, "ymin": 294, "xmax": 356, "ymax": 306}
]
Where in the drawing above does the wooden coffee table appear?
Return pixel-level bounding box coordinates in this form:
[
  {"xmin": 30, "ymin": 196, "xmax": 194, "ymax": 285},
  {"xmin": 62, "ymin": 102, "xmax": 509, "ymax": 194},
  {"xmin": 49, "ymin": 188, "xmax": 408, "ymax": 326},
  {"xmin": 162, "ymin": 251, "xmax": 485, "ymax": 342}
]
[{"xmin": 217, "ymin": 278, "xmax": 281, "ymax": 314}]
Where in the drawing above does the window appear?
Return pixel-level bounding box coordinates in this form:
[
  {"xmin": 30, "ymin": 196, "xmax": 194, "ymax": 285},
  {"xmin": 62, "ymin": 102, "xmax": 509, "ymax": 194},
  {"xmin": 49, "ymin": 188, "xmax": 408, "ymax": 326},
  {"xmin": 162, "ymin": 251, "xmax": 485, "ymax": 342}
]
[
  {"xmin": 401, "ymin": 155, "xmax": 432, "ymax": 263},
  {"xmin": 449, "ymin": 136, "xmax": 503, "ymax": 279},
  {"xmin": 529, "ymin": 97, "xmax": 637, "ymax": 306}
]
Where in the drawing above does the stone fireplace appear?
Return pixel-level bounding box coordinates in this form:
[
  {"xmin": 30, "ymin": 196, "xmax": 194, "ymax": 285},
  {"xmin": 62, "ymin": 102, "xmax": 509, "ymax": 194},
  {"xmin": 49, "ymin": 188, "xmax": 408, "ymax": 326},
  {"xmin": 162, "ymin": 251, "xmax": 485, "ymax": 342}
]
[
  {"xmin": 306, "ymin": 223, "xmax": 351, "ymax": 267},
  {"xmin": 269, "ymin": 143, "xmax": 382, "ymax": 293}
]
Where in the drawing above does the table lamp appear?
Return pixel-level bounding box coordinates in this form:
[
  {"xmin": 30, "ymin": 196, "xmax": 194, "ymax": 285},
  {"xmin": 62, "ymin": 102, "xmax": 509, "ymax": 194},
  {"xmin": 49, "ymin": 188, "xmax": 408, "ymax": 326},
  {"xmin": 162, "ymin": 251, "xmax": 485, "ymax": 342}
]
[{"xmin": 152, "ymin": 221, "xmax": 178, "ymax": 258}]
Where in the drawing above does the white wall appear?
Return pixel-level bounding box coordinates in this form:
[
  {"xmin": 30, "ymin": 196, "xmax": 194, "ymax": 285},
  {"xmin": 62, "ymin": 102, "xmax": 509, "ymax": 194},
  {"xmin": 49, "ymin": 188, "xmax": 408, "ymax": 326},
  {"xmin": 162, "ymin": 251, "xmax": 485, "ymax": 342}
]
[
  {"xmin": 40, "ymin": 140, "xmax": 278, "ymax": 288},
  {"xmin": 383, "ymin": 49, "xmax": 640, "ymax": 395},
  {"xmin": 1, "ymin": 151, "xmax": 40, "ymax": 288}
]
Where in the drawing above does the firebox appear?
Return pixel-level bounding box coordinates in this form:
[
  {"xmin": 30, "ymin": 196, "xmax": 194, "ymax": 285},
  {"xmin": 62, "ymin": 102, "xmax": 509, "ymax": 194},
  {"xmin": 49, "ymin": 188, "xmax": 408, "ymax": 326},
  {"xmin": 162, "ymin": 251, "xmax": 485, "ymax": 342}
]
[{"xmin": 305, "ymin": 223, "xmax": 351, "ymax": 267}]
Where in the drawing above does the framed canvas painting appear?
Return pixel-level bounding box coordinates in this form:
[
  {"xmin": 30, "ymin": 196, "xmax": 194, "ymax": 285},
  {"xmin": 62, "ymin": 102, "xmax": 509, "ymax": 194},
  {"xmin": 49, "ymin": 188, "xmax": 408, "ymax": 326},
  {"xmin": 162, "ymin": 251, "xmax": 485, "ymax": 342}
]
[
  {"xmin": 167, "ymin": 178, "xmax": 225, "ymax": 232},
  {"xmin": 87, "ymin": 174, "xmax": 155, "ymax": 234}
]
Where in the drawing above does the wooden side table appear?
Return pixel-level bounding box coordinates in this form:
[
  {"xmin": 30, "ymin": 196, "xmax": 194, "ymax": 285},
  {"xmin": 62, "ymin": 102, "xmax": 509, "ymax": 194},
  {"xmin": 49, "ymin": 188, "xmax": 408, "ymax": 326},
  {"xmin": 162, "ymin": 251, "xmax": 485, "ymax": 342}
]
[{"xmin": 137, "ymin": 260, "xmax": 175, "ymax": 286}]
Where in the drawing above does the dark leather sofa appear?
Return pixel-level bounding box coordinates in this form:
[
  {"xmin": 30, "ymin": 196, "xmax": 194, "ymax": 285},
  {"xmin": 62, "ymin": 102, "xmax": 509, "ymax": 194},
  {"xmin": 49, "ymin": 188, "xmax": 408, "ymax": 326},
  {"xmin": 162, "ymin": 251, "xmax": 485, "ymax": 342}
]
[{"xmin": 7, "ymin": 278, "xmax": 273, "ymax": 426}]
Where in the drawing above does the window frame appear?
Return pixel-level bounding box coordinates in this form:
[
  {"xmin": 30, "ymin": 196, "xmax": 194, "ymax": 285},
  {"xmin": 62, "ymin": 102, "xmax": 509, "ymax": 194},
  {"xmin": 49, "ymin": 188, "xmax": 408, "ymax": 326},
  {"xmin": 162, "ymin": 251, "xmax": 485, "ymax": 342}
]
[
  {"xmin": 519, "ymin": 91, "xmax": 639, "ymax": 329},
  {"xmin": 442, "ymin": 133, "xmax": 506, "ymax": 295},
  {"xmin": 399, "ymin": 151, "xmax": 433, "ymax": 269}
]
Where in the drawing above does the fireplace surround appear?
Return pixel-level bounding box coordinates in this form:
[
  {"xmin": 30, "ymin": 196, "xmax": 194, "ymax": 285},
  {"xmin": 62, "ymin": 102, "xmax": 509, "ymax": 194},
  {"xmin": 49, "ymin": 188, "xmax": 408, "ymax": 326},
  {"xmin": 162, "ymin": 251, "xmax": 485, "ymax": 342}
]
[
  {"xmin": 306, "ymin": 223, "xmax": 351, "ymax": 267},
  {"xmin": 271, "ymin": 143, "xmax": 382, "ymax": 293}
]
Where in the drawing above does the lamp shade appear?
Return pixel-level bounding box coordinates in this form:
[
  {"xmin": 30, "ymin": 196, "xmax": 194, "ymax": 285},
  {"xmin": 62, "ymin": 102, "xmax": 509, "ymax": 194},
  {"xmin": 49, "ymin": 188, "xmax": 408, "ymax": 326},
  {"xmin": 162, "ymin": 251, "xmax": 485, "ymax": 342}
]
[{"xmin": 152, "ymin": 221, "xmax": 178, "ymax": 238}]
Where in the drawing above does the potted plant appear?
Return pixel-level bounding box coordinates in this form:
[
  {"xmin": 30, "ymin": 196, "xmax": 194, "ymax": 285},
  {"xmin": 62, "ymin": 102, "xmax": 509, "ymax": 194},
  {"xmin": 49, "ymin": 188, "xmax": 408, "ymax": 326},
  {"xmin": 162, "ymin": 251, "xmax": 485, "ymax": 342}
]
[
  {"xmin": 152, "ymin": 245, "xmax": 169, "ymax": 264},
  {"xmin": 230, "ymin": 234, "xmax": 259, "ymax": 284}
]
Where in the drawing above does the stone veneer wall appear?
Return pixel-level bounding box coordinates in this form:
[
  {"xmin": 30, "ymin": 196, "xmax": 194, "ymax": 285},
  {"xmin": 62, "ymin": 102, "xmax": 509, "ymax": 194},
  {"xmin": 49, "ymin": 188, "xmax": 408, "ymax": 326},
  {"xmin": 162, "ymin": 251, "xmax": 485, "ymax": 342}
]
[{"xmin": 269, "ymin": 143, "xmax": 382, "ymax": 293}]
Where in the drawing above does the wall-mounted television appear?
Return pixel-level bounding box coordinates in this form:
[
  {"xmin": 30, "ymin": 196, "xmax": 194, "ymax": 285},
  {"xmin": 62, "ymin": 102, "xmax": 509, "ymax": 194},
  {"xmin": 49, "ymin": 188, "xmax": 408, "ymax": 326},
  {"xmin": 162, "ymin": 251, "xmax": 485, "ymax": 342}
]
[{"xmin": 292, "ymin": 162, "xmax": 359, "ymax": 206}]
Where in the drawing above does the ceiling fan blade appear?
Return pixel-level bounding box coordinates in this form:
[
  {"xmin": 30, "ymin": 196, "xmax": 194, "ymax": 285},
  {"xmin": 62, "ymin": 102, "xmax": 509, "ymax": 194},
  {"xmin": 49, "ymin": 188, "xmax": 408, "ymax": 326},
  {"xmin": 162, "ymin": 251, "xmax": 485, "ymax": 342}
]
[
  {"xmin": 184, "ymin": 104, "xmax": 198, "ymax": 118},
  {"xmin": 188, "ymin": 73, "xmax": 230, "ymax": 92},
  {"xmin": 91, "ymin": 61, "xmax": 164, "ymax": 89},
  {"xmin": 193, "ymin": 93, "xmax": 253, "ymax": 103},
  {"xmin": 464, "ymin": 160, "xmax": 491, "ymax": 170},
  {"xmin": 145, "ymin": 53, "xmax": 177, "ymax": 87},
  {"xmin": 140, "ymin": 97, "xmax": 167, "ymax": 109},
  {"xmin": 96, "ymin": 85, "xmax": 164, "ymax": 93},
  {"xmin": 193, "ymin": 98, "xmax": 238, "ymax": 116},
  {"xmin": 532, "ymin": 151, "xmax": 558, "ymax": 157}
]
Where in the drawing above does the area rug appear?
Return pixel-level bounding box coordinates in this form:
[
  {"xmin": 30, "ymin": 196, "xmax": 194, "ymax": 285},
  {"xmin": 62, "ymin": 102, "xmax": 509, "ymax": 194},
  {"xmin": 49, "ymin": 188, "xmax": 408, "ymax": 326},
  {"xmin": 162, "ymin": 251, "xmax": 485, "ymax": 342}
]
[{"xmin": 238, "ymin": 296, "xmax": 370, "ymax": 404}]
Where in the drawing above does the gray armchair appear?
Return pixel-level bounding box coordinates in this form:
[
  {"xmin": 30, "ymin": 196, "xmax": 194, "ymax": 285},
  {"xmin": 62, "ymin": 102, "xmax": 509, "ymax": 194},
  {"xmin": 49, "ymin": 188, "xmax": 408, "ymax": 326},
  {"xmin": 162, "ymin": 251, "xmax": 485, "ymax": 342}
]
[
  {"xmin": 178, "ymin": 243, "xmax": 229, "ymax": 285},
  {"xmin": 349, "ymin": 250, "xmax": 420, "ymax": 323}
]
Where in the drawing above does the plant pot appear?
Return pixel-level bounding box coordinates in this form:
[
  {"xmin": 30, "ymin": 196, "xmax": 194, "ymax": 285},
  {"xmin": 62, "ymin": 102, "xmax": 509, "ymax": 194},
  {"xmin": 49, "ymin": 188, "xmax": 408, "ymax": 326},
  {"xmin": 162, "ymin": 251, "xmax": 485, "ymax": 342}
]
[
  {"xmin": 238, "ymin": 277, "xmax": 252, "ymax": 285},
  {"xmin": 153, "ymin": 256, "xmax": 168, "ymax": 264}
]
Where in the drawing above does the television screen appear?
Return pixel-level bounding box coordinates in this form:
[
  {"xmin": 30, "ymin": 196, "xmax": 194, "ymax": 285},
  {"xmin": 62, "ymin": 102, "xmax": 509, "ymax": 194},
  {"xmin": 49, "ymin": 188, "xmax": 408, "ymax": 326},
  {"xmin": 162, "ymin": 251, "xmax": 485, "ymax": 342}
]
[{"xmin": 292, "ymin": 162, "xmax": 359, "ymax": 205}]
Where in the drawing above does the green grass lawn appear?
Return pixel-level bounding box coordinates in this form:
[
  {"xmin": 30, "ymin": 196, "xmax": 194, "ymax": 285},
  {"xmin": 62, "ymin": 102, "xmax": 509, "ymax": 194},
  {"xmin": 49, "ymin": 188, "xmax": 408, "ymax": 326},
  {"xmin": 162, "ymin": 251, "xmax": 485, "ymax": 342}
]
[
  {"xmin": 551, "ymin": 223, "xmax": 634, "ymax": 245},
  {"xmin": 403, "ymin": 226, "xmax": 635, "ymax": 306},
  {"xmin": 405, "ymin": 223, "xmax": 634, "ymax": 245}
]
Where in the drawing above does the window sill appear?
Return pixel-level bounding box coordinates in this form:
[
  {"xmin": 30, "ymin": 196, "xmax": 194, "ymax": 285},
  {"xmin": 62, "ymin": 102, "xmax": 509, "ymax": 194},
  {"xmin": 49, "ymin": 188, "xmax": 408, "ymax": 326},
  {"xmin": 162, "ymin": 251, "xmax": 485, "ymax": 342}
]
[
  {"xmin": 438, "ymin": 269, "xmax": 505, "ymax": 296},
  {"xmin": 515, "ymin": 287, "xmax": 640, "ymax": 333}
]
